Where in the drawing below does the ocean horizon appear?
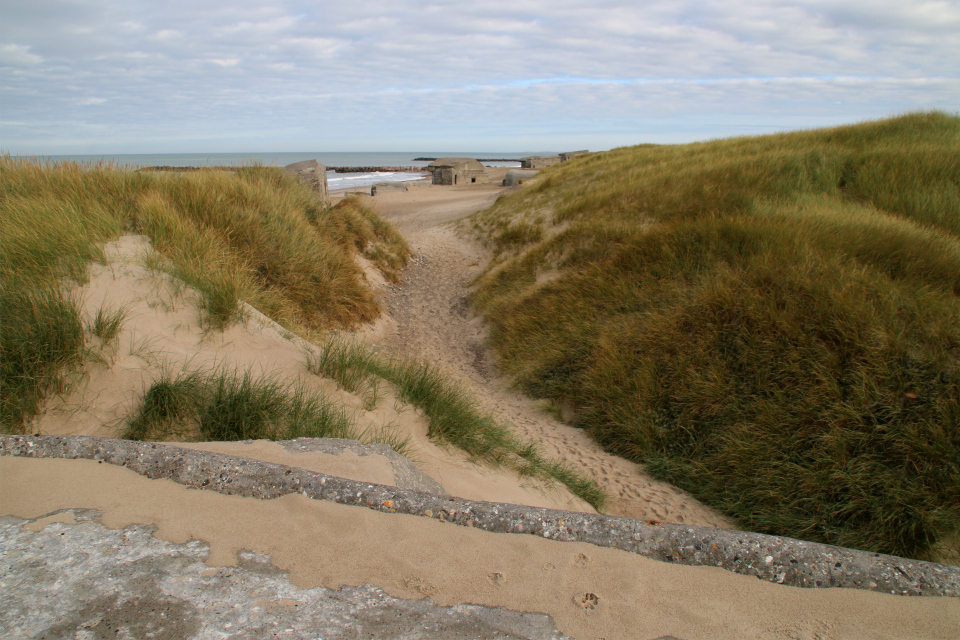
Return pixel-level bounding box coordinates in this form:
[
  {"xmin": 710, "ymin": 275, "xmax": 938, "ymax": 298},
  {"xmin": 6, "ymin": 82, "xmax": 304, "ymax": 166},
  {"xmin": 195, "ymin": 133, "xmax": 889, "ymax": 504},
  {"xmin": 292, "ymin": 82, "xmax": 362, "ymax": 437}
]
[
  {"xmin": 17, "ymin": 151, "xmax": 533, "ymax": 191},
  {"xmin": 17, "ymin": 151, "xmax": 534, "ymax": 169}
]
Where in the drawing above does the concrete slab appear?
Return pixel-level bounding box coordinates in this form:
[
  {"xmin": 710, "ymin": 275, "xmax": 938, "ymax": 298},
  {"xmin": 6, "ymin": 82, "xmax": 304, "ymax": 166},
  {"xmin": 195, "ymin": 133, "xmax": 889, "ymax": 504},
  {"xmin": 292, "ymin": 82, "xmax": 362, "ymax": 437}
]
[
  {"xmin": 3, "ymin": 434, "xmax": 958, "ymax": 597},
  {"xmin": 0, "ymin": 511, "xmax": 572, "ymax": 640}
]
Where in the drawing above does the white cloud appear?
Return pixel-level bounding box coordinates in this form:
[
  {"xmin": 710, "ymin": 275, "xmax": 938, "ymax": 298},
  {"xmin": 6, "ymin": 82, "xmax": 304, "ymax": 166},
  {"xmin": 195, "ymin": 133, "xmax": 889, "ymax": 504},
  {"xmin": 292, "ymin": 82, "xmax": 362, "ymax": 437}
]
[
  {"xmin": 1, "ymin": 0, "xmax": 957, "ymax": 153},
  {"xmin": 151, "ymin": 29, "xmax": 183, "ymax": 41},
  {"xmin": 281, "ymin": 37, "xmax": 345, "ymax": 58},
  {"xmin": 0, "ymin": 43, "xmax": 43, "ymax": 65}
]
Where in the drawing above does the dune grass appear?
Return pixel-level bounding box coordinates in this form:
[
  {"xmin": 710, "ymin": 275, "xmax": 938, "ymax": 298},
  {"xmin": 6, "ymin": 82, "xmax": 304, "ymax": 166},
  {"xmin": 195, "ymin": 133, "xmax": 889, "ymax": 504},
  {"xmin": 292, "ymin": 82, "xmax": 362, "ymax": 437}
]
[
  {"xmin": 0, "ymin": 288, "xmax": 86, "ymax": 429},
  {"xmin": 124, "ymin": 365, "xmax": 410, "ymax": 460},
  {"xmin": 466, "ymin": 112, "xmax": 960, "ymax": 561},
  {"xmin": 89, "ymin": 305, "xmax": 128, "ymax": 344},
  {"xmin": 123, "ymin": 367, "xmax": 354, "ymax": 445},
  {"xmin": 304, "ymin": 338, "xmax": 607, "ymax": 509},
  {"xmin": 0, "ymin": 157, "xmax": 410, "ymax": 432}
]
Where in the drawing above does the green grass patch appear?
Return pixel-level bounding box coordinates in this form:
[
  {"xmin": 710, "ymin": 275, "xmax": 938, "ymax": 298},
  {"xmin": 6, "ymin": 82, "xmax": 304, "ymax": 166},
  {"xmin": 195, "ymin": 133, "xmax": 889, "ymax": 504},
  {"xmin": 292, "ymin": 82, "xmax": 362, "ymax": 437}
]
[
  {"xmin": 123, "ymin": 368, "xmax": 353, "ymax": 443},
  {"xmin": 0, "ymin": 287, "xmax": 86, "ymax": 431},
  {"xmin": 305, "ymin": 338, "xmax": 607, "ymax": 509},
  {"xmin": 305, "ymin": 336, "xmax": 383, "ymax": 409},
  {"xmin": 89, "ymin": 305, "xmax": 128, "ymax": 344},
  {"xmin": 466, "ymin": 112, "xmax": 960, "ymax": 561}
]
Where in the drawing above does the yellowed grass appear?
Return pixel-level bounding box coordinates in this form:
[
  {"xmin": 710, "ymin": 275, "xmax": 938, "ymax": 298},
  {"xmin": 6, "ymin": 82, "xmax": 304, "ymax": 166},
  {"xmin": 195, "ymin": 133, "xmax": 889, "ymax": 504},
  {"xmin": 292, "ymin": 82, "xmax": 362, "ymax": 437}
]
[{"xmin": 466, "ymin": 112, "xmax": 960, "ymax": 562}]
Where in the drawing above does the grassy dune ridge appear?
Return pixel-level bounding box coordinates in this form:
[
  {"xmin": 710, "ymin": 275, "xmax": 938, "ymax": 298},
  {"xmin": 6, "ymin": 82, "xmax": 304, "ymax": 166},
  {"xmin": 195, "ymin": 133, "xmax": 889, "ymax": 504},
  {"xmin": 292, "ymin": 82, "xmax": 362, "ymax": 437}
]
[
  {"xmin": 466, "ymin": 112, "xmax": 960, "ymax": 561},
  {"xmin": 0, "ymin": 158, "xmax": 410, "ymax": 429},
  {"xmin": 0, "ymin": 158, "xmax": 604, "ymax": 508}
]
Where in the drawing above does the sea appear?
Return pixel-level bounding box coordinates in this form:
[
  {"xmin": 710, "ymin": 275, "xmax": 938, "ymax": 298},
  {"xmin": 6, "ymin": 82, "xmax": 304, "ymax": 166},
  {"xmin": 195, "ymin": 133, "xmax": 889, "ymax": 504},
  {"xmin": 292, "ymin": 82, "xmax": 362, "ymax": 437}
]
[{"xmin": 21, "ymin": 152, "xmax": 530, "ymax": 191}]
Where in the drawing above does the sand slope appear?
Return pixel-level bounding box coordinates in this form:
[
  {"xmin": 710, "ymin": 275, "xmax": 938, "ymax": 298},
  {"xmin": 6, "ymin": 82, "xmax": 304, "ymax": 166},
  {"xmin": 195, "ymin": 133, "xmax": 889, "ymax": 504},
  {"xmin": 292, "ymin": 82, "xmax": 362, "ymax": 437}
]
[{"xmin": 26, "ymin": 233, "xmax": 590, "ymax": 512}]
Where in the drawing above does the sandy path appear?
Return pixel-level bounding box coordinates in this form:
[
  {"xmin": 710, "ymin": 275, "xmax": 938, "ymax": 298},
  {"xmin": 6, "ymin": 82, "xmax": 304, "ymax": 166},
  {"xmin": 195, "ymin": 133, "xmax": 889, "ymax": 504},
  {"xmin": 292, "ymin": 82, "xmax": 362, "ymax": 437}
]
[{"xmin": 349, "ymin": 183, "xmax": 732, "ymax": 528}]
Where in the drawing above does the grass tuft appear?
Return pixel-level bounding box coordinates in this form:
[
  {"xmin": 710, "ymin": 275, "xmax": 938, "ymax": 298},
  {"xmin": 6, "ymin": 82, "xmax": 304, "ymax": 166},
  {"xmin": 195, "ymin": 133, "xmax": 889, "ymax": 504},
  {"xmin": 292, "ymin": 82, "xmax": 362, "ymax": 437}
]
[
  {"xmin": 305, "ymin": 337, "xmax": 382, "ymax": 408},
  {"xmin": 356, "ymin": 422, "xmax": 417, "ymax": 461},
  {"xmin": 90, "ymin": 305, "xmax": 128, "ymax": 344},
  {"xmin": 123, "ymin": 368, "xmax": 352, "ymax": 443},
  {"xmin": 124, "ymin": 370, "xmax": 206, "ymax": 441},
  {"xmin": 0, "ymin": 287, "xmax": 86, "ymax": 432}
]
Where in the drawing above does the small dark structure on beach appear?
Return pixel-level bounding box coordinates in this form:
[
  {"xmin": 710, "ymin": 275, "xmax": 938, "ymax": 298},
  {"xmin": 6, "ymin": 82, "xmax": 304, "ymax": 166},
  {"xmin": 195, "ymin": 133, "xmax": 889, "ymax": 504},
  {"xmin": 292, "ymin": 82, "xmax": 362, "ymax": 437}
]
[
  {"xmin": 427, "ymin": 158, "xmax": 487, "ymax": 185},
  {"xmin": 560, "ymin": 150, "xmax": 589, "ymax": 162},
  {"xmin": 520, "ymin": 155, "xmax": 561, "ymax": 169},
  {"xmin": 284, "ymin": 160, "xmax": 328, "ymax": 203}
]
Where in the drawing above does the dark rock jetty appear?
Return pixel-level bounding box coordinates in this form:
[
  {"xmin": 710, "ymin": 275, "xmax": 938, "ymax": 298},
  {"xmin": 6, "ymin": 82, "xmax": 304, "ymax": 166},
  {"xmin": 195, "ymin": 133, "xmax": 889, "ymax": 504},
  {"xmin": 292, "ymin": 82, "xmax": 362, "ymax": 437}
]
[
  {"xmin": 329, "ymin": 166, "xmax": 424, "ymax": 173},
  {"xmin": 413, "ymin": 158, "xmax": 521, "ymax": 162}
]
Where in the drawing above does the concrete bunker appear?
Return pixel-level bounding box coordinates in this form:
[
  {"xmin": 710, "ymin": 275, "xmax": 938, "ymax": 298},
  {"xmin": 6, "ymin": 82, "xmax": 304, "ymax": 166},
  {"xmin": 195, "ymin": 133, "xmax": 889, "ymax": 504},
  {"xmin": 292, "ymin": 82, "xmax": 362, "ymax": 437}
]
[
  {"xmin": 520, "ymin": 156, "xmax": 561, "ymax": 169},
  {"xmin": 426, "ymin": 158, "xmax": 487, "ymax": 186},
  {"xmin": 283, "ymin": 160, "xmax": 328, "ymax": 203},
  {"xmin": 503, "ymin": 169, "xmax": 541, "ymax": 186},
  {"xmin": 370, "ymin": 182, "xmax": 409, "ymax": 196},
  {"xmin": 560, "ymin": 150, "xmax": 589, "ymax": 162}
]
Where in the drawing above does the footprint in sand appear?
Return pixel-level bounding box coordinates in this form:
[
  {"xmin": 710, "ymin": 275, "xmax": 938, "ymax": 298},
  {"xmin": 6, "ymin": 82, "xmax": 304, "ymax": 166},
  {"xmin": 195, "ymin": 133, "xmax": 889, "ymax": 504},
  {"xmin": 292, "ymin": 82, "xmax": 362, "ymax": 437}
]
[
  {"xmin": 487, "ymin": 571, "xmax": 506, "ymax": 586},
  {"xmin": 399, "ymin": 576, "xmax": 438, "ymax": 597},
  {"xmin": 574, "ymin": 592, "xmax": 601, "ymax": 611},
  {"xmin": 573, "ymin": 552, "xmax": 590, "ymax": 567}
]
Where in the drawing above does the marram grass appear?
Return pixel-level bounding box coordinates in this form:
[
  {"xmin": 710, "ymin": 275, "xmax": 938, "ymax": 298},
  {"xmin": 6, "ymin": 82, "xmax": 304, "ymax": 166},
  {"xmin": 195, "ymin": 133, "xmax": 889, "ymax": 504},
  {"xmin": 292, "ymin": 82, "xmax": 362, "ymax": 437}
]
[
  {"xmin": 0, "ymin": 157, "xmax": 409, "ymax": 431},
  {"xmin": 466, "ymin": 112, "xmax": 960, "ymax": 562},
  {"xmin": 305, "ymin": 337, "xmax": 607, "ymax": 509},
  {"xmin": 122, "ymin": 367, "xmax": 354, "ymax": 444}
]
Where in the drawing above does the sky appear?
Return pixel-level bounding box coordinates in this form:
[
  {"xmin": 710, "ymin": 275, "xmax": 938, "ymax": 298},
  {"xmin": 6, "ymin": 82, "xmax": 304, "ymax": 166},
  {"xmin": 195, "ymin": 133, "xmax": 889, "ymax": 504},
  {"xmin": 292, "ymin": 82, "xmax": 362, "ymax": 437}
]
[{"xmin": 1, "ymin": 0, "xmax": 958, "ymax": 154}]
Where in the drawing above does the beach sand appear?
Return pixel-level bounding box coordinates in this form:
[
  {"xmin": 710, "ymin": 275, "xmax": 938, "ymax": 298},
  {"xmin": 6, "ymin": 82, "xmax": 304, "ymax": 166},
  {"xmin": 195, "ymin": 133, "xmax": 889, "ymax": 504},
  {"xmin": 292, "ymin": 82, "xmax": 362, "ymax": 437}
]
[{"xmin": 4, "ymin": 174, "xmax": 959, "ymax": 638}]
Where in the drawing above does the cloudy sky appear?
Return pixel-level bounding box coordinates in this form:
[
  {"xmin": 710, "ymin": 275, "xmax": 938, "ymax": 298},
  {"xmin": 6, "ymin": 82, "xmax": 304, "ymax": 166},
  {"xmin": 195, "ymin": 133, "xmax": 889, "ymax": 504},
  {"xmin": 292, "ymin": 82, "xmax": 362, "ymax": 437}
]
[{"xmin": 2, "ymin": 0, "xmax": 958, "ymax": 154}]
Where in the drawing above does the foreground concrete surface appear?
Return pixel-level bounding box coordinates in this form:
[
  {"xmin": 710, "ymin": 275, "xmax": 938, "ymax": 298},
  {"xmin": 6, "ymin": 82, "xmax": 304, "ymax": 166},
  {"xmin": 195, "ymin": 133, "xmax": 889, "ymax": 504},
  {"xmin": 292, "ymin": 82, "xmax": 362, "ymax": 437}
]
[
  {"xmin": 4, "ymin": 435, "xmax": 958, "ymax": 596},
  {"xmin": 1, "ymin": 511, "xmax": 576, "ymax": 640},
  {"xmin": 3, "ymin": 436, "xmax": 960, "ymax": 640}
]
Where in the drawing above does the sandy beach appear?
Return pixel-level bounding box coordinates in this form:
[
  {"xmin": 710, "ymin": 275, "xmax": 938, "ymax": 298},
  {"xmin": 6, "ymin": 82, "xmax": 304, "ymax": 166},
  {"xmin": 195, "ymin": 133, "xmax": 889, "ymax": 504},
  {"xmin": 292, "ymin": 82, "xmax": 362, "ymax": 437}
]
[{"xmin": 3, "ymin": 172, "xmax": 959, "ymax": 638}]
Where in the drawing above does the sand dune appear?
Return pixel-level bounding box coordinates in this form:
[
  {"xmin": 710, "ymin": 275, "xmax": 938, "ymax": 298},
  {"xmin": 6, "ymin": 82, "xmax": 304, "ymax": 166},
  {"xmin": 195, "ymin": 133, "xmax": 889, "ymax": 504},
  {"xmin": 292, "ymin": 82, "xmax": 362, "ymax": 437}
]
[
  {"xmin": 3, "ymin": 178, "xmax": 958, "ymax": 639},
  {"xmin": 350, "ymin": 181, "xmax": 732, "ymax": 528}
]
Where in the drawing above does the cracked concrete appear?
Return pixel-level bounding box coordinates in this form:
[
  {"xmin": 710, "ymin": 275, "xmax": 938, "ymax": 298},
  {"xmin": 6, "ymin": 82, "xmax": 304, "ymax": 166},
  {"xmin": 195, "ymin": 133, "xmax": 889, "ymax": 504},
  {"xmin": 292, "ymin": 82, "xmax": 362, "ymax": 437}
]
[
  {"xmin": 3, "ymin": 434, "xmax": 958, "ymax": 598},
  {"xmin": 1, "ymin": 510, "xmax": 573, "ymax": 640}
]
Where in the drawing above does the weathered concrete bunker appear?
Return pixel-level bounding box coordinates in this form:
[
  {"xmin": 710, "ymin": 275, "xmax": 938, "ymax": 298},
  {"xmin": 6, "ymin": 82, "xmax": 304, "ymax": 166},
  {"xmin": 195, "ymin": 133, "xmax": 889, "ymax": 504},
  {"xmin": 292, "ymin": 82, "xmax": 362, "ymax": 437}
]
[
  {"xmin": 520, "ymin": 156, "xmax": 561, "ymax": 169},
  {"xmin": 427, "ymin": 158, "xmax": 487, "ymax": 185},
  {"xmin": 370, "ymin": 182, "xmax": 409, "ymax": 196},
  {"xmin": 284, "ymin": 160, "xmax": 328, "ymax": 203},
  {"xmin": 560, "ymin": 150, "xmax": 589, "ymax": 162}
]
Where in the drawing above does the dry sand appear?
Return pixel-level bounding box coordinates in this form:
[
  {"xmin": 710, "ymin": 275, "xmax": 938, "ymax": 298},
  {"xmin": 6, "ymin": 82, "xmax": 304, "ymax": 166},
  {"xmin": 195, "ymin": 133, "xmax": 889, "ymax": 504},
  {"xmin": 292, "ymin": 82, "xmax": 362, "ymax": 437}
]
[{"xmin": 4, "ymin": 176, "xmax": 959, "ymax": 638}]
